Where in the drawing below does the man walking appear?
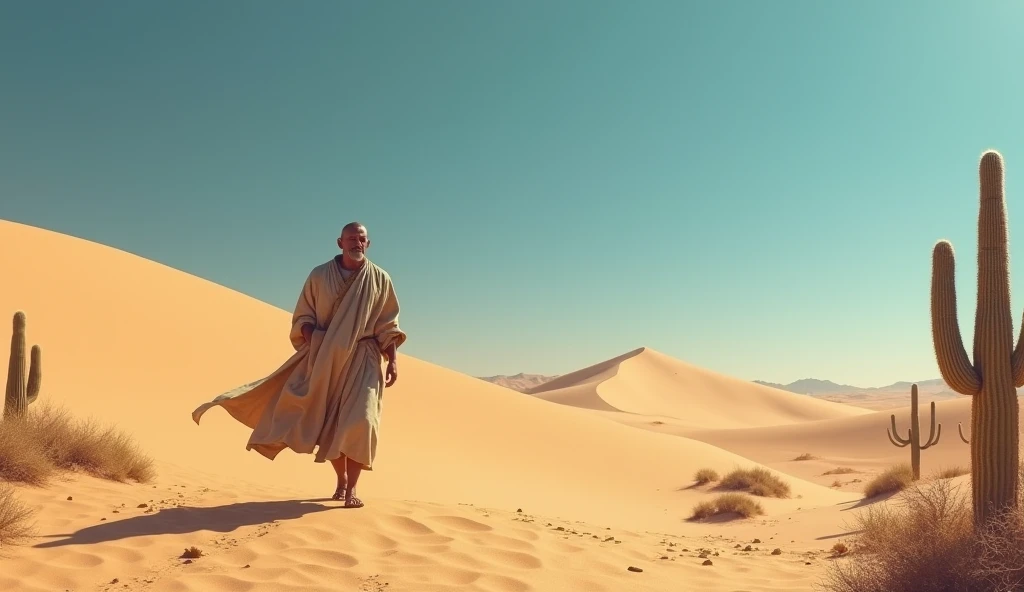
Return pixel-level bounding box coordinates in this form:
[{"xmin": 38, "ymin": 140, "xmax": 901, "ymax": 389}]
[{"xmin": 193, "ymin": 222, "xmax": 407, "ymax": 508}]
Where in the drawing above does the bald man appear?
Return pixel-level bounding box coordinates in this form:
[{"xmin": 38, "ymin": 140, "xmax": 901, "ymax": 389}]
[{"xmin": 193, "ymin": 222, "xmax": 407, "ymax": 508}]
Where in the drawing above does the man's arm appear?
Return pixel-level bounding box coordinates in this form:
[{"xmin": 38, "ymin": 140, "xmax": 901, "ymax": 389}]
[{"xmin": 301, "ymin": 323, "xmax": 314, "ymax": 344}]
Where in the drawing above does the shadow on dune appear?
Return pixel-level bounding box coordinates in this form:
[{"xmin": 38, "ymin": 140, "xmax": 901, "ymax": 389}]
[{"xmin": 33, "ymin": 498, "xmax": 342, "ymax": 548}]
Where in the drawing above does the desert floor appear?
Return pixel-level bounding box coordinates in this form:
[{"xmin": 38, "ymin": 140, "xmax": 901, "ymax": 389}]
[{"xmin": 0, "ymin": 219, "xmax": 978, "ymax": 591}]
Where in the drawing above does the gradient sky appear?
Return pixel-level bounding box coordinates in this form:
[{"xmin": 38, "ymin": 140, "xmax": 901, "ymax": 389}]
[{"xmin": 2, "ymin": 1, "xmax": 1023, "ymax": 387}]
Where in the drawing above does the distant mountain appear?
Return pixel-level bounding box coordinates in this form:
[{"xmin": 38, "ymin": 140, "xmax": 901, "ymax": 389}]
[
  {"xmin": 752, "ymin": 378, "xmax": 859, "ymax": 395},
  {"xmin": 754, "ymin": 377, "xmax": 952, "ymax": 395},
  {"xmin": 477, "ymin": 373, "xmax": 558, "ymax": 393}
]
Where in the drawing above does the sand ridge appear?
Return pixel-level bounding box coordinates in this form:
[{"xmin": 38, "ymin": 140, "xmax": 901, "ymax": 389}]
[{"xmin": 527, "ymin": 345, "xmax": 872, "ymax": 429}]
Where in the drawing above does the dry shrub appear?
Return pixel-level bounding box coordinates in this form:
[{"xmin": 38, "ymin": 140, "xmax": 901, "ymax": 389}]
[
  {"xmin": 0, "ymin": 484, "xmax": 34, "ymax": 549},
  {"xmin": 793, "ymin": 453, "xmax": 816, "ymax": 461},
  {"xmin": 934, "ymin": 465, "xmax": 970, "ymax": 480},
  {"xmin": 693, "ymin": 467, "xmax": 719, "ymax": 485},
  {"xmin": 688, "ymin": 492, "xmax": 764, "ymax": 521},
  {"xmin": 822, "ymin": 478, "xmax": 985, "ymax": 592},
  {"xmin": 823, "ymin": 467, "xmax": 857, "ymax": 475},
  {"xmin": 862, "ymin": 463, "xmax": 913, "ymax": 498},
  {"xmin": 717, "ymin": 466, "xmax": 791, "ymax": 498},
  {"xmin": 0, "ymin": 402, "xmax": 154, "ymax": 485}
]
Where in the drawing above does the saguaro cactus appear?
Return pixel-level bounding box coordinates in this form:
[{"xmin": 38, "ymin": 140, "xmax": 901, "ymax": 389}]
[
  {"xmin": 886, "ymin": 383, "xmax": 941, "ymax": 480},
  {"xmin": 931, "ymin": 149, "xmax": 1023, "ymax": 527},
  {"xmin": 4, "ymin": 310, "xmax": 42, "ymax": 420}
]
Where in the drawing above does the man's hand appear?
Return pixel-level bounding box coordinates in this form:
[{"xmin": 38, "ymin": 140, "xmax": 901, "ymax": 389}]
[{"xmin": 385, "ymin": 359, "xmax": 398, "ymax": 387}]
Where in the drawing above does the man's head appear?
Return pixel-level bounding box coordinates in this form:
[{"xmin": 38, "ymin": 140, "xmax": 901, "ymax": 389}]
[{"xmin": 337, "ymin": 222, "xmax": 370, "ymax": 263}]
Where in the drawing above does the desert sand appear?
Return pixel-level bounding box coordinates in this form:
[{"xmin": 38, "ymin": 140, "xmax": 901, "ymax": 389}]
[{"xmin": 0, "ymin": 218, "xmax": 978, "ymax": 591}]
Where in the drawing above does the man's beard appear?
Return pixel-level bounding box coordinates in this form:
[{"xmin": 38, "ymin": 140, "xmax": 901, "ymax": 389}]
[{"xmin": 347, "ymin": 249, "xmax": 365, "ymax": 261}]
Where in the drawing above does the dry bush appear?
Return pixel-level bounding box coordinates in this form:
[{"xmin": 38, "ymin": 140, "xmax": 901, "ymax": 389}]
[
  {"xmin": 862, "ymin": 463, "xmax": 913, "ymax": 498},
  {"xmin": 823, "ymin": 467, "xmax": 857, "ymax": 476},
  {"xmin": 793, "ymin": 453, "xmax": 816, "ymax": 461},
  {"xmin": 0, "ymin": 484, "xmax": 34, "ymax": 549},
  {"xmin": 693, "ymin": 467, "xmax": 719, "ymax": 485},
  {"xmin": 822, "ymin": 478, "xmax": 985, "ymax": 592},
  {"xmin": 717, "ymin": 466, "xmax": 791, "ymax": 498},
  {"xmin": 0, "ymin": 402, "xmax": 154, "ymax": 485},
  {"xmin": 933, "ymin": 465, "xmax": 970, "ymax": 480},
  {"xmin": 688, "ymin": 492, "xmax": 764, "ymax": 521}
]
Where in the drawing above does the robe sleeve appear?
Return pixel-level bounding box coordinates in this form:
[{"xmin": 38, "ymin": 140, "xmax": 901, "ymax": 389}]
[
  {"xmin": 374, "ymin": 276, "xmax": 407, "ymax": 353},
  {"xmin": 290, "ymin": 270, "xmax": 318, "ymax": 350}
]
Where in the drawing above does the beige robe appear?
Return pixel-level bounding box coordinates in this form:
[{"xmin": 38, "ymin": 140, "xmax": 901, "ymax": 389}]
[{"xmin": 192, "ymin": 256, "xmax": 407, "ymax": 469}]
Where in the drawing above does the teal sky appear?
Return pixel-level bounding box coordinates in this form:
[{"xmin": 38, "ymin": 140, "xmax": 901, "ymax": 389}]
[{"xmin": 2, "ymin": 1, "xmax": 1023, "ymax": 387}]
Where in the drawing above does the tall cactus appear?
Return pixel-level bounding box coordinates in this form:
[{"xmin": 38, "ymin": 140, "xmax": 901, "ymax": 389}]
[
  {"xmin": 4, "ymin": 311, "xmax": 42, "ymax": 420},
  {"xmin": 931, "ymin": 149, "xmax": 1022, "ymax": 527},
  {"xmin": 886, "ymin": 383, "xmax": 941, "ymax": 480}
]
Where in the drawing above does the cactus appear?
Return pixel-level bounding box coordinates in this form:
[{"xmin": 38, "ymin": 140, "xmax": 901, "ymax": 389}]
[
  {"xmin": 886, "ymin": 383, "xmax": 941, "ymax": 480},
  {"xmin": 930, "ymin": 149, "xmax": 1023, "ymax": 527},
  {"xmin": 3, "ymin": 311, "xmax": 41, "ymax": 420}
]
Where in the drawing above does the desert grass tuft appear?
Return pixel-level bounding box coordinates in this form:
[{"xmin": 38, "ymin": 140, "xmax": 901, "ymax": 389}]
[
  {"xmin": 716, "ymin": 466, "xmax": 791, "ymax": 498},
  {"xmin": 933, "ymin": 465, "xmax": 970, "ymax": 480},
  {"xmin": 0, "ymin": 402, "xmax": 155, "ymax": 485},
  {"xmin": 793, "ymin": 453, "xmax": 816, "ymax": 461},
  {"xmin": 862, "ymin": 463, "xmax": 914, "ymax": 498},
  {"xmin": 688, "ymin": 492, "xmax": 764, "ymax": 521},
  {"xmin": 693, "ymin": 467, "xmax": 719, "ymax": 485}
]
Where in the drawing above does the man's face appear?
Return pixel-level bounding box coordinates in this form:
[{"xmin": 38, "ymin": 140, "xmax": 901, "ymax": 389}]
[{"xmin": 338, "ymin": 227, "xmax": 369, "ymax": 260}]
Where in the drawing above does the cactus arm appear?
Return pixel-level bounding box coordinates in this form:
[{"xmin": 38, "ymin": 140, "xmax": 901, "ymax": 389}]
[
  {"xmin": 25, "ymin": 345, "xmax": 41, "ymax": 404},
  {"xmin": 931, "ymin": 241, "xmax": 982, "ymax": 395},
  {"xmin": 887, "ymin": 414, "xmax": 910, "ymax": 447},
  {"xmin": 920, "ymin": 401, "xmax": 941, "ymax": 449},
  {"xmin": 1012, "ymin": 315, "xmax": 1024, "ymax": 387},
  {"xmin": 958, "ymin": 422, "xmax": 970, "ymax": 444}
]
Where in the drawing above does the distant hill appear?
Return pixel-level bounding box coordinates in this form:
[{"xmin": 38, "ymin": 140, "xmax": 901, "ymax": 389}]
[{"xmin": 477, "ymin": 372, "xmax": 558, "ymax": 392}]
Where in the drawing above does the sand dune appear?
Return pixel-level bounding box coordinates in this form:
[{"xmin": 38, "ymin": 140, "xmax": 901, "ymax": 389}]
[
  {"xmin": 0, "ymin": 218, "xmax": 873, "ymax": 591},
  {"xmin": 526, "ymin": 346, "xmax": 872, "ymax": 429}
]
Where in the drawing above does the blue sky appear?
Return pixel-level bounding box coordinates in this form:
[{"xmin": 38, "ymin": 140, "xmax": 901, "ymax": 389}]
[{"xmin": 2, "ymin": 1, "xmax": 1023, "ymax": 387}]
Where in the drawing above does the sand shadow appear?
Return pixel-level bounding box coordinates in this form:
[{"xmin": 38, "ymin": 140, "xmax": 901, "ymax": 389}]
[
  {"xmin": 33, "ymin": 498, "xmax": 341, "ymax": 548},
  {"xmin": 839, "ymin": 492, "xmax": 897, "ymax": 511}
]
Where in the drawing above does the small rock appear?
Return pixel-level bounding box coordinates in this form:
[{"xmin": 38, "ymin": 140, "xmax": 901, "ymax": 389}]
[
  {"xmin": 627, "ymin": 566, "xmax": 643, "ymax": 573},
  {"xmin": 772, "ymin": 548, "xmax": 782, "ymax": 555},
  {"xmin": 702, "ymin": 559, "xmax": 713, "ymax": 566},
  {"xmin": 752, "ymin": 538, "xmax": 761, "ymax": 543},
  {"xmin": 138, "ymin": 503, "xmax": 148, "ymax": 508},
  {"xmin": 66, "ymin": 496, "xmax": 72, "ymax": 501}
]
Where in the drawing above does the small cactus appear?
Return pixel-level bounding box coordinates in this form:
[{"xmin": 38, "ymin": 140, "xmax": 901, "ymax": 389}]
[
  {"xmin": 4, "ymin": 311, "xmax": 42, "ymax": 420},
  {"xmin": 886, "ymin": 383, "xmax": 940, "ymax": 480}
]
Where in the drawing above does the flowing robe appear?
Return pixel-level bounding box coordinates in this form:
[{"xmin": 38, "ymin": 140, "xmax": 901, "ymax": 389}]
[{"xmin": 192, "ymin": 256, "xmax": 407, "ymax": 469}]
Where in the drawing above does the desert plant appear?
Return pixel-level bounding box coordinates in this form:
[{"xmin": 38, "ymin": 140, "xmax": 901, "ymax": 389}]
[
  {"xmin": 693, "ymin": 467, "xmax": 719, "ymax": 485},
  {"xmin": 4, "ymin": 311, "xmax": 42, "ymax": 420},
  {"xmin": 0, "ymin": 402, "xmax": 154, "ymax": 485},
  {"xmin": 930, "ymin": 149, "xmax": 1022, "ymax": 528},
  {"xmin": 688, "ymin": 492, "xmax": 764, "ymax": 520},
  {"xmin": 863, "ymin": 463, "xmax": 914, "ymax": 498},
  {"xmin": 934, "ymin": 466, "xmax": 971, "ymax": 480},
  {"xmin": 0, "ymin": 484, "xmax": 34, "ymax": 549},
  {"xmin": 885, "ymin": 383, "xmax": 941, "ymax": 480},
  {"xmin": 717, "ymin": 466, "xmax": 791, "ymax": 498},
  {"xmin": 822, "ymin": 476, "xmax": 1004, "ymax": 592}
]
